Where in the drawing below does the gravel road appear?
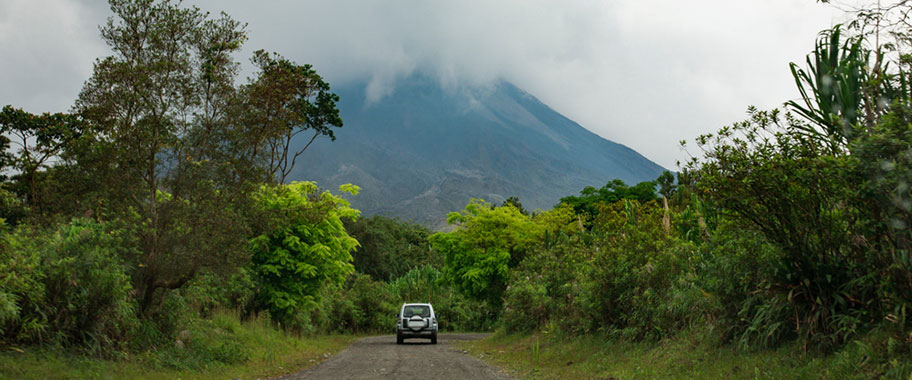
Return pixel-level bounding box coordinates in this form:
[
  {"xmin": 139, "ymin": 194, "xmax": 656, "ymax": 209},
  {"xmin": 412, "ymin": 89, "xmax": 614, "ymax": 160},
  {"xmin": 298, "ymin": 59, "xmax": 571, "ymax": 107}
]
[{"xmin": 276, "ymin": 333, "xmax": 515, "ymax": 380}]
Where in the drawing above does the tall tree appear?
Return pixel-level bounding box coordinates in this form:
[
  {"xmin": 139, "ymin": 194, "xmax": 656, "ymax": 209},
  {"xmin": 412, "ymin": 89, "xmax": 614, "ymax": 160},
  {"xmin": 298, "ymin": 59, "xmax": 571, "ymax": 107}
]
[
  {"xmin": 71, "ymin": 0, "xmax": 341, "ymax": 313},
  {"xmin": 242, "ymin": 51, "xmax": 343, "ymax": 183}
]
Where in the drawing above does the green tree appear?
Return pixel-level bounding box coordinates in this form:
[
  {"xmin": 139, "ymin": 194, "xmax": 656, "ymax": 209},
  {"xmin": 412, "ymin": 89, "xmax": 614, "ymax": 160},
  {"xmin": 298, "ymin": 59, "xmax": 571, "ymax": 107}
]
[
  {"xmin": 0, "ymin": 106, "xmax": 82, "ymax": 211},
  {"xmin": 242, "ymin": 50, "xmax": 343, "ymax": 183},
  {"xmin": 344, "ymin": 215, "xmax": 436, "ymax": 281},
  {"xmin": 72, "ymin": 0, "xmax": 254, "ymax": 313},
  {"xmin": 249, "ymin": 182, "xmax": 359, "ymax": 326},
  {"xmin": 430, "ymin": 199, "xmax": 541, "ymax": 305},
  {"xmin": 501, "ymin": 196, "xmax": 529, "ymax": 216},
  {"xmin": 559, "ymin": 179, "xmax": 658, "ymax": 225},
  {"xmin": 69, "ymin": 0, "xmax": 342, "ymax": 313}
]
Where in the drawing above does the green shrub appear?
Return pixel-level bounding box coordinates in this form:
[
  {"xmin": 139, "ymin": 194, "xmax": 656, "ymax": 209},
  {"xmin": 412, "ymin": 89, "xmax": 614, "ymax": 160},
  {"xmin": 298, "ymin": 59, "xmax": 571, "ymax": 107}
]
[
  {"xmin": 1, "ymin": 219, "xmax": 136, "ymax": 349},
  {"xmin": 577, "ymin": 201, "xmax": 696, "ymax": 339},
  {"xmin": 692, "ymin": 222, "xmax": 791, "ymax": 348},
  {"xmin": 183, "ymin": 269, "xmax": 256, "ymax": 318},
  {"xmin": 320, "ymin": 273, "xmax": 393, "ymax": 333},
  {"xmin": 502, "ymin": 230, "xmax": 590, "ymax": 334},
  {"xmin": 501, "ymin": 276, "xmax": 549, "ymax": 333},
  {"xmin": 344, "ymin": 215, "xmax": 438, "ymax": 281},
  {"xmin": 41, "ymin": 219, "xmax": 136, "ymax": 348},
  {"xmin": 0, "ymin": 221, "xmax": 45, "ymax": 341}
]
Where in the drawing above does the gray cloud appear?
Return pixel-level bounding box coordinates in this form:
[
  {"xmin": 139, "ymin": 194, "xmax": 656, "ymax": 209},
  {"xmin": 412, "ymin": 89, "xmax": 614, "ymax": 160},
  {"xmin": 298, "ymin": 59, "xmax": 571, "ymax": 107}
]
[
  {"xmin": 1, "ymin": 0, "xmax": 851, "ymax": 168},
  {"xmin": 0, "ymin": 0, "xmax": 107, "ymax": 113}
]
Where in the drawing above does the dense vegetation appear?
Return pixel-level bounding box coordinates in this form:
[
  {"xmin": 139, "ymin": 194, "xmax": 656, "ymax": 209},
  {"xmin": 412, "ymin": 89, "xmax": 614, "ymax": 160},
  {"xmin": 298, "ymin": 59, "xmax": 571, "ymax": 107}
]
[
  {"xmin": 2, "ymin": 0, "xmax": 912, "ymax": 378},
  {"xmin": 456, "ymin": 9, "xmax": 912, "ymax": 377}
]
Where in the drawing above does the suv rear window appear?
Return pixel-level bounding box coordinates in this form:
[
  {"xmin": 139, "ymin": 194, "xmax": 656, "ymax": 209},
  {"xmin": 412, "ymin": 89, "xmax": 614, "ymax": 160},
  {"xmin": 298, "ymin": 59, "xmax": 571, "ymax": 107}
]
[{"xmin": 403, "ymin": 305, "xmax": 430, "ymax": 318}]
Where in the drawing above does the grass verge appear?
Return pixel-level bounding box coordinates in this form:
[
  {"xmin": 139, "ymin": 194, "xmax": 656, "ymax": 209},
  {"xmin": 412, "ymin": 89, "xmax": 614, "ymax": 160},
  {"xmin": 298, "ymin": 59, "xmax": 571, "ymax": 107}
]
[
  {"xmin": 0, "ymin": 311, "xmax": 358, "ymax": 380},
  {"xmin": 457, "ymin": 329, "xmax": 912, "ymax": 380}
]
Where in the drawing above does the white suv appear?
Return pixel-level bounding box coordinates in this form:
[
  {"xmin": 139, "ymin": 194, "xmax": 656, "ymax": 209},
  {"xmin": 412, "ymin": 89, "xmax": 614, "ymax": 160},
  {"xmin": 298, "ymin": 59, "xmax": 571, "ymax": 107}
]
[{"xmin": 396, "ymin": 303, "xmax": 438, "ymax": 344}]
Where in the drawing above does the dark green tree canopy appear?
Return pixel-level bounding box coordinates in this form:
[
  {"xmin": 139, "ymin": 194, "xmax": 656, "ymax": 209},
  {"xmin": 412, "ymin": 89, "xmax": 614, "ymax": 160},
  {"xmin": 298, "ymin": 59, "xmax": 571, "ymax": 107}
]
[
  {"xmin": 0, "ymin": 106, "xmax": 83, "ymax": 209},
  {"xmin": 243, "ymin": 50, "xmax": 343, "ymax": 183},
  {"xmin": 344, "ymin": 215, "xmax": 436, "ymax": 281},
  {"xmin": 559, "ymin": 179, "xmax": 658, "ymax": 219}
]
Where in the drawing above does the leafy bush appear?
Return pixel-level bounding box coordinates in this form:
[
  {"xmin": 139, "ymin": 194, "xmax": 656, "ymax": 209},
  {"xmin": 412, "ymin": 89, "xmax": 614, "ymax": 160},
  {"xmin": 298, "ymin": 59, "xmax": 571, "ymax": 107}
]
[
  {"xmin": 692, "ymin": 222, "xmax": 791, "ymax": 348},
  {"xmin": 183, "ymin": 269, "xmax": 256, "ymax": 318},
  {"xmin": 430, "ymin": 199, "xmax": 548, "ymax": 306},
  {"xmin": 41, "ymin": 219, "xmax": 136, "ymax": 348},
  {"xmin": 0, "ymin": 221, "xmax": 45, "ymax": 341},
  {"xmin": 0, "ymin": 219, "xmax": 136, "ymax": 349},
  {"xmin": 320, "ymin": 273, "xmax": 393, "ymax": 333},
  {"xmin": 577, "ymin": 202, "xmax": 697, "ymax": 339},
  {"xmin": 502, "ymin": 230, "xmax": 590, "ymax": 334},
  {"xmin": 689, "ymin": 108, "xmax": 885, "ymax": 349},
  {"xmin": 344, "ymin": 215, "xmax": 438, "ymax": 281},
  {"xmin": 501, "ymin": 276, "xmax": 550, "ymax": 333}
]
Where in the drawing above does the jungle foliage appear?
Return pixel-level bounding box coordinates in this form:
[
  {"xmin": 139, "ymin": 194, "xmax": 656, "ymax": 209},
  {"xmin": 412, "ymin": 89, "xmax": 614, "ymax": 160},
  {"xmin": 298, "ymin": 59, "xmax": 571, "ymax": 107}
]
[{"xmin": 2, "ymin": 1, "xmax": 912, "ymax": 378}]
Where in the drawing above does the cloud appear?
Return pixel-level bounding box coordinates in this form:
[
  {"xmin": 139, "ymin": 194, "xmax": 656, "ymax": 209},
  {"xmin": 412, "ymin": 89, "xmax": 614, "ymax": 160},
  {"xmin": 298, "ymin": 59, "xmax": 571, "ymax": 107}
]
[
  {"xmin": 1, "ymin": 0, "xmax": 851, "ymax": 168},
  {"xmin": 185, "ymin": 0, "xmax": 853, "ymax": 168},
  {"xmin": 0, "ymin": 0, "xmax": 108, "ymax": 113}
]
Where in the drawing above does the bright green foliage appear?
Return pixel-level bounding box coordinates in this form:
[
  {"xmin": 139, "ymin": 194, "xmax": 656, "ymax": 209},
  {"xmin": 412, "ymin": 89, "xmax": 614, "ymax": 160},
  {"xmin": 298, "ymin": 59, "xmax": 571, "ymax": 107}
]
[
  {"xmin": 533, "ymin": 204, "xmax": 580, "ymax": 236},
  {"xmin": 249, "ymin": 182, "xmax": 359, "ymax": 326},
  {"xmin": 343, "ymin": 215, "xmax": 437, "ymax": 281},
  {"xmin": 501, "ymin": 196, "xmax": 529, "ymax": 216},
  {"xmin": 431, "ymin": 199, "xmax": 542, "ymax": 304}
]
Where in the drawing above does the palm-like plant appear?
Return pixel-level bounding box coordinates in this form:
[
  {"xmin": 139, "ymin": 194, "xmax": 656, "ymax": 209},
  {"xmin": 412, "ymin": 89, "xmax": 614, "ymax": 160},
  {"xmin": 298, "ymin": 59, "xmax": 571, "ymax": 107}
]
[{"xmin": 787, "ymin": 26, "xmax": 869, "ymax": 154}]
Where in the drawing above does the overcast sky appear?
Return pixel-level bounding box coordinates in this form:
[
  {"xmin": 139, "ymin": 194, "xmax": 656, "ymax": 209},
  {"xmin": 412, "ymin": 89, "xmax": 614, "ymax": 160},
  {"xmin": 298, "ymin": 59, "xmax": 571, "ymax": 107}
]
[{"xmin": 0, "ymin": 0, "xmax": 852, "ymax": 169}]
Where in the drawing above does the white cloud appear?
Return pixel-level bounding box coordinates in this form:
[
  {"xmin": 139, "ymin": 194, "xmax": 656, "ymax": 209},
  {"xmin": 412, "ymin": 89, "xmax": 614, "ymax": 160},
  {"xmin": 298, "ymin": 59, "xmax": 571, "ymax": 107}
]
[{"xmin": 0, "ymin": 0, "xmax": 852, "ymax": 168}]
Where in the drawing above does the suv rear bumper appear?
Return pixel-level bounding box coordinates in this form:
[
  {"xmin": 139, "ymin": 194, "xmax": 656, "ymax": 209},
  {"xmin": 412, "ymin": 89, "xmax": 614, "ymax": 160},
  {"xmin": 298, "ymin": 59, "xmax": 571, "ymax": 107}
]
[{"xmin": 397, "ymin": 328, "xmax": 437, "ymax": 337}]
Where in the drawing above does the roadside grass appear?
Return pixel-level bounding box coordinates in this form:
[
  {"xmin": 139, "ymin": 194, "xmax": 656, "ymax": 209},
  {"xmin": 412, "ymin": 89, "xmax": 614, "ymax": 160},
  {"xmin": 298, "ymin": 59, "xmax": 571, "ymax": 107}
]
[
  {"xmin": 458, "ymin": 329, "xmax": 912, "ymax": 380},
  {"xmin": 0, "ymin": 310, "xmax": 358, "ymax": 380}
]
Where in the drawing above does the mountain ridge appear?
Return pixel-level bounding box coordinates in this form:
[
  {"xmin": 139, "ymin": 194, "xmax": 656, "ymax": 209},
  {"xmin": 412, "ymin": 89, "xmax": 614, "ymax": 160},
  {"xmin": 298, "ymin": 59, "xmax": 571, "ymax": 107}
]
[{"xmin": 290, "ymin": 74, "xmax": 665, "ymax": 229}]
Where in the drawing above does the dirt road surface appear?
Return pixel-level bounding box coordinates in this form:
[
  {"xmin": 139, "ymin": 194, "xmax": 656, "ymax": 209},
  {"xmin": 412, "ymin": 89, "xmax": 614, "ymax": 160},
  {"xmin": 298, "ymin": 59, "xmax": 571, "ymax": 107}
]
[{"xmin": 276, "ymin": 333, "xmax": 514, "ymax": 380}]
